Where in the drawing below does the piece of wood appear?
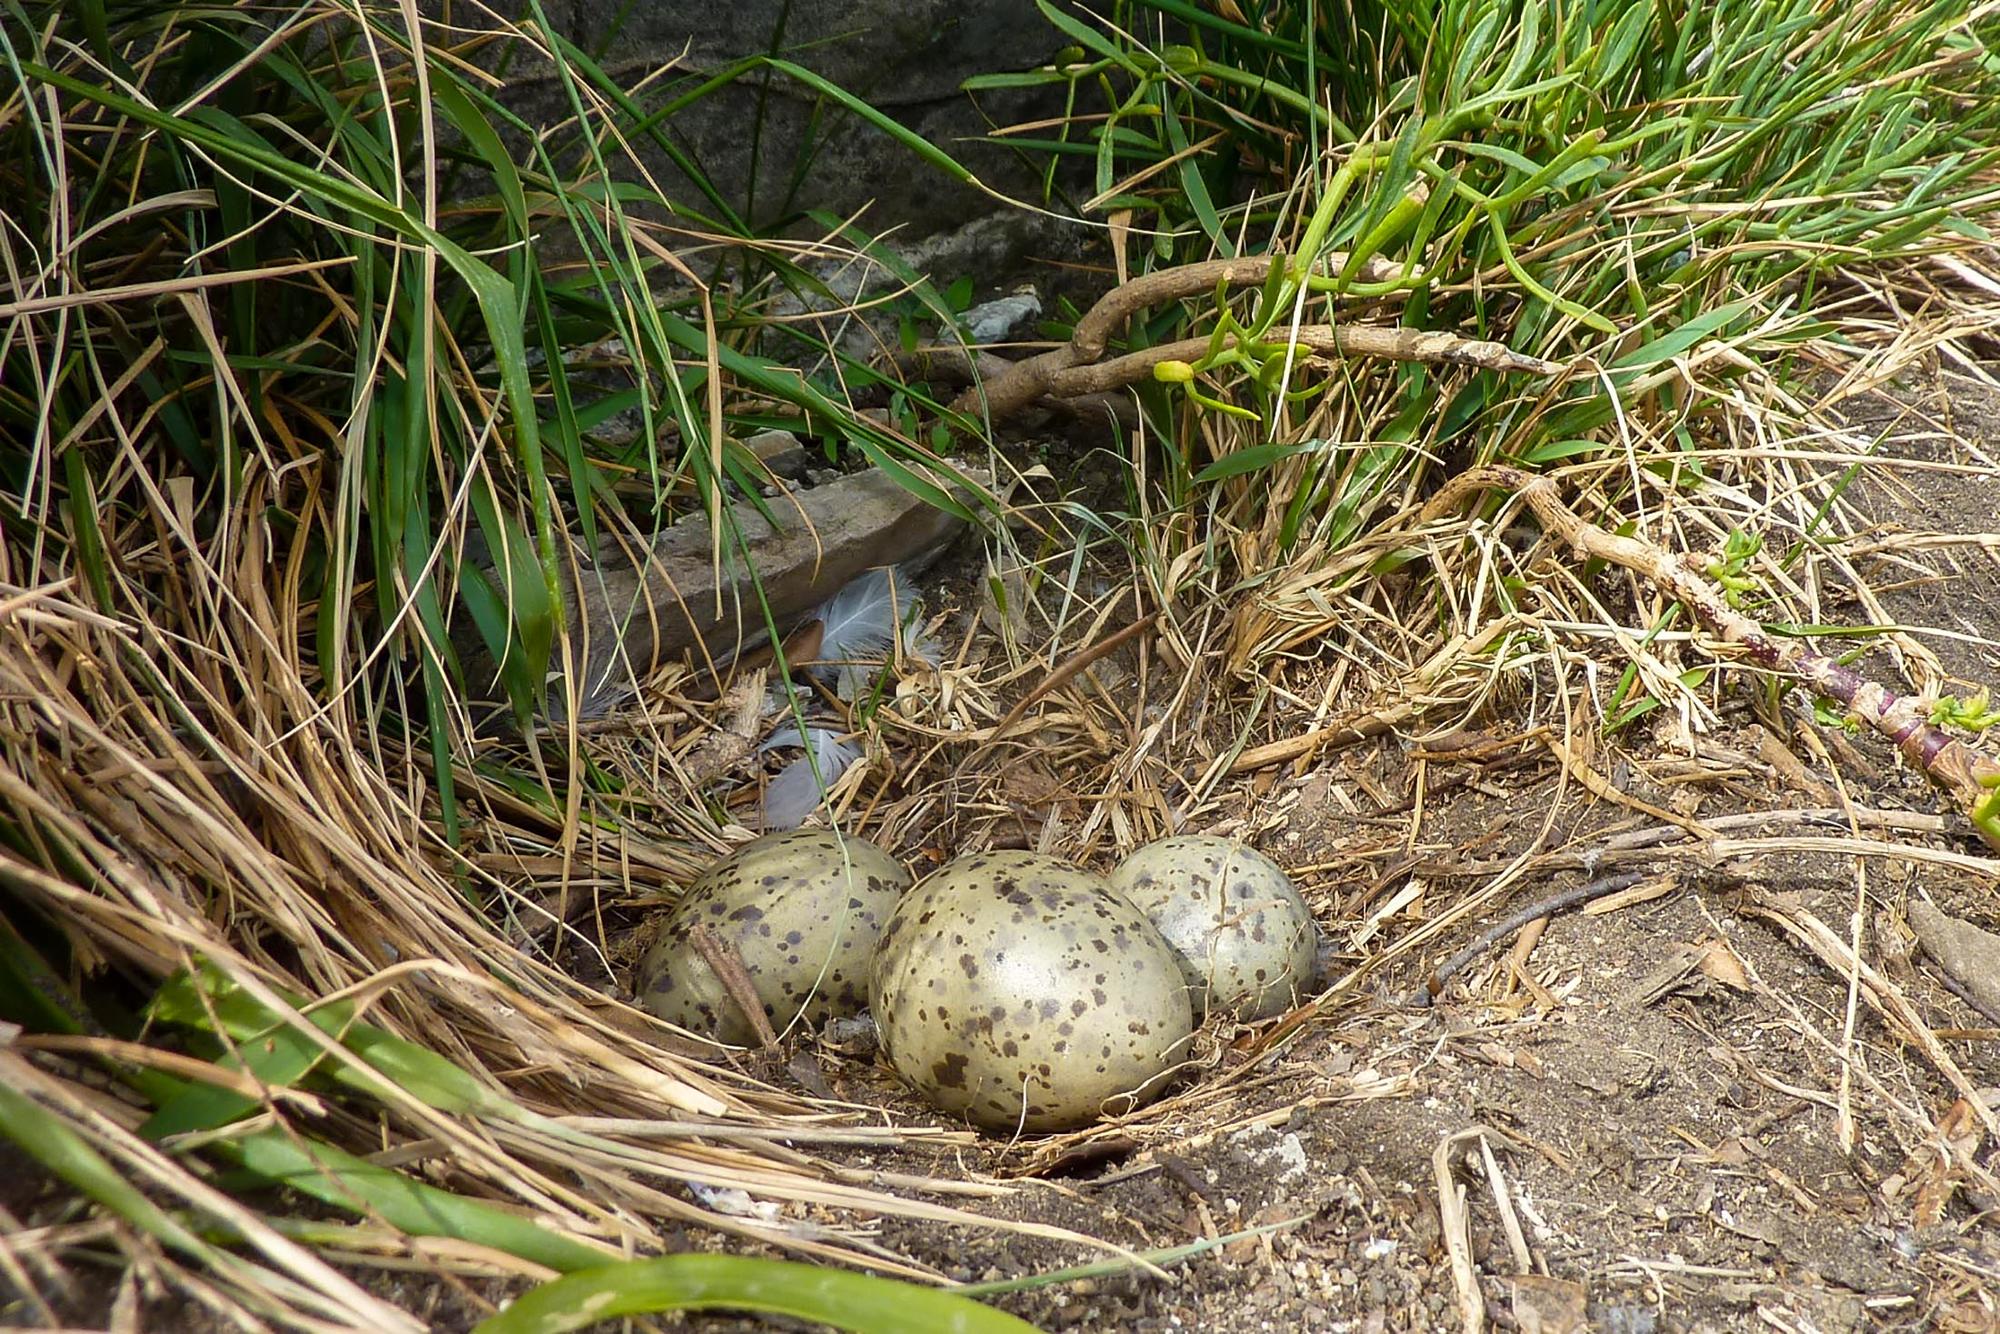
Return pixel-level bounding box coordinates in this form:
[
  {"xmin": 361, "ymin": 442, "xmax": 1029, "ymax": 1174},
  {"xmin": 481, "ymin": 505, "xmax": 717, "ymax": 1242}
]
[{"xmin": 460, "ymin": 465, "xmax": 977, "ymax": 721}]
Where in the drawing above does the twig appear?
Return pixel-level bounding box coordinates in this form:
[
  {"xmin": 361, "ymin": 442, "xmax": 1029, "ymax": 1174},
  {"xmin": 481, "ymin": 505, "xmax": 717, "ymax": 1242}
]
[
  {"xmin": 687, "ymin": 925, "xmax": 780, "ymax": 1050},
  {"xmin": 1378, "ymin": 809, "xmax": 1963, "ymax": 1006},
  {"xmin": 1067, "ymin": 256, "xmax": 1401, "ymax": 361},
  {"xmin": 951, "ymin": 252, "xmax": 1554, "ymax": 425},
  {"xmin": 1229, "ymin": 702, "xmax": 1413, "ymax": 773},
  {"xmin": 958, "ymin": 613, "xmax": 1159, "ymax": 767},
  {"xmin": 1501, "ymin": 917, "xmax": 1551, "ymax": 991},
  {"xmin": 1541, "ymin": 731, "xmax": 1716, "ymax": 838},
  {"xmin": 1408, "ymin": 827, "xmax": 1994, "ymax": 1007},
  {"xmin": 1702, "ymin": 835, "xmax": 2000, "ymax": 876},
  {"xmin": 1741, "ymin": 891, "xmax": 1998, "ymax": 1137},
  {"xmin": 1426, "ymin": 465, "xmax": 2000, "ymax": 848},
  {"xmin": 1928, "ymin": 962, "xmax": 2000, "ymax": 1030},
  {"xmin": 1410, "ymin": 871, "xmax": 1657, "ymax": 1006},
  {"xmin": 952, "ymin": 255, "xmax": 1396, "ymax": 422},
  {"xmin": 1587, "ymin": 805, "xmax": 1944, "ymax": 856}
]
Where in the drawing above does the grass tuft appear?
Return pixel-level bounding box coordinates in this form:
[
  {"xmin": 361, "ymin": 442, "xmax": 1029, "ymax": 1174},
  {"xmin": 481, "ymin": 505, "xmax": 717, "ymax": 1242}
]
[{"xmin": 971, "ymin": 0, "xmax": 2000, "ymax": 739}]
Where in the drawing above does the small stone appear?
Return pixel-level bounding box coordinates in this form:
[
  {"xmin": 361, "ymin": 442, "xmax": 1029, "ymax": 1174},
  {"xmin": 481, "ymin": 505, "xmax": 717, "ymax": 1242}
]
[
  {"xmin": 1227, "ymin": 1125, "xmax": 1310, "ymax": 1183},
  {"xmin": 959, "ymin": 290, "xmax": 1042, "ymax": 343},
  {"xmin": 742, "ymin": 428, "xmax": 808, "ymax": 479}
]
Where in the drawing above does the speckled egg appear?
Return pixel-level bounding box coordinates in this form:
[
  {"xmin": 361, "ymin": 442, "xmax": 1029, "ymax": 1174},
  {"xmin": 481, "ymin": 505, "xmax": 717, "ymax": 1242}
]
[
  {"xmin": 1107, "ymin": 836, "xmax": 1316, "ymax": 1020},
  {"xmin": 635, "ymin": 830, "xmax": 910, "ymax": 1045},
  {"xmin": 870, "ymin": 851, "xmax": 1194, "ymax": 1133}
]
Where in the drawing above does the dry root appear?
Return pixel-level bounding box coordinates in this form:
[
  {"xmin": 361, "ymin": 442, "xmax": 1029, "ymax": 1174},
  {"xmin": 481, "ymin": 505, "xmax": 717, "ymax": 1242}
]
[{"xmin": 949, "ymin": 254, "xmax": 1561, "ymax": 426}]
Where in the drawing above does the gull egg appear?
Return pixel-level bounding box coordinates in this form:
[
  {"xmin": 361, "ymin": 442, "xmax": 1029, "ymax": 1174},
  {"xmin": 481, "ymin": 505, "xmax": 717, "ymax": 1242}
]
[
  {"xmin": 636, "ymin": 830, "xmax": 910, "ymax": 1045},
  {"xmin": 870, "ymin": 851, "xmax": 1194, "ymax": 1132},
  {"xmin": 1108, "ymin": 836, "xmax": 1316, "ymax": 1020}
]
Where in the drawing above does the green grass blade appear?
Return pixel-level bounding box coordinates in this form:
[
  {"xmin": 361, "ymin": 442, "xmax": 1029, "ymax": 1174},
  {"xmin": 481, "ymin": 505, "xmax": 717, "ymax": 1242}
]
[
  {"xmin": 1159, "ymin": 93, "xmax": 1230, "ymax": 256},
  {"xmin": 1032, "ymin": 0, "xmax": 1143, "ymax": 75},
  {"xmin": 473, "ymin": 1255, "xmax": 1044, "ymax": 1334},
  {"xmin": 1609, "ymin": 298, "xmax": 1756, "ymax": 371},
  {"xmin": 1132, "ymin": 0, "xmax": 1307, "ymax": 58},
  {"xmin": 760, "ymin": 57, "xmax": 983, "ymax": 186},
  {"xmin": 212, "ymin": 1127, "xmax": 619, "ymax": 1273},
  {"xmin": 0, "ymin": 1077, "xmax": 209, "ymax": 1259},
  {"xmin": 147, "ymin": 964, "xmax": 528, "ymax": 1123},
  {"xmin": 1194, "ymin": 440, "xmax": 1327, "ymax": 483}
]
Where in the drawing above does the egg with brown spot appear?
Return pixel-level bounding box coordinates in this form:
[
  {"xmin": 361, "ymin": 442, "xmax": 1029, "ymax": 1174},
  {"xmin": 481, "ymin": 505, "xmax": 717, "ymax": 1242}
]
[
  {"xmin": 1108, "ymin": 836, "xmax": 1316, "ymax": 1021},
  {"xmin": 870, "ymin": 851, "xmax": 1193, "ymax": 1132},
  {"xmin": 635, "ymin": 830, "xmax": 910, "ymax": 1045}
]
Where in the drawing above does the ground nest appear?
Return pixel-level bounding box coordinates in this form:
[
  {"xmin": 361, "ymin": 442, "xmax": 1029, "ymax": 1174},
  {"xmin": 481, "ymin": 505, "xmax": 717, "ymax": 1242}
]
[
  {"xmin": 9, "ymin": 354, "xmax": 2000, "ymax": 1333},
  {"xmin": 200, "ymin": 367, "xmax": 2000, "ymax": 1330}
]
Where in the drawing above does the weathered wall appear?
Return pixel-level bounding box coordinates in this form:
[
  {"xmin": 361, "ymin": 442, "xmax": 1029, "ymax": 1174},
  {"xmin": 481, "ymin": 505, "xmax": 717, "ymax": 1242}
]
[{"xmin": 484, "ymin": 1, "xmax": 1077, "ymax": 236}]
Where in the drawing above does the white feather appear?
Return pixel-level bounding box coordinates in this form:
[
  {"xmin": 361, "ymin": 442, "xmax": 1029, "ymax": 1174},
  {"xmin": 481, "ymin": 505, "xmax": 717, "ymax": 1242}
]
[
  {"xmin": 809, "ymin": 566, "xmax": 943, "ymax": 702},
  {"xmin": 810, "ymin": 567, "xmax": 902, "ymax": 680},
  {"xmin": 759, "ymin": 726, "xmax": 862, "ymax": 830},
  {"xmin": 905, "ymin": 622, "xmax": 941, "ymax": 669}
]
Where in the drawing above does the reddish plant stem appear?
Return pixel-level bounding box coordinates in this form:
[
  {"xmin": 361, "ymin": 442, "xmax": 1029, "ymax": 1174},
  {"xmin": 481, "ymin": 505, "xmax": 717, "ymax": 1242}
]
[{"xmin": 1427, "ymin": 465, "xmax": 2000, "ymax": 848}]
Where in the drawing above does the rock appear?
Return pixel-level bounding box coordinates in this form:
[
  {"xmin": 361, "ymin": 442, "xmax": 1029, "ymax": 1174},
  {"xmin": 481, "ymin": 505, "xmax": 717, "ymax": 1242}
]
[
  {"xmin": 743, "ymin": 428, "xmax": 809, "ymax": 480},
  {"xmin": 1227, "ymin": 1124, "xmax": 1309, "ymax": 1184},
  {"xmin": 465, "ymin": 2, "xmax": 1092, "ymax": 236},
  {"xmin": 769, "ymin": 215, "xmax": 1073, "ymax": 367},
  {"xmin": 1507, "ymin": 1276, "xmax": 1588, "ymax": 1334},
  {"xmin": 1591, "ymin": 1302, "xmax": 1658, "ymax": 1334},
  {"xmin": 1908, "ymin": 898, "xmax": 2000, "ymax": 1016},
  {"xmin": 960, "ymin": 289, "xmax": 1042, "ymax": 343}
]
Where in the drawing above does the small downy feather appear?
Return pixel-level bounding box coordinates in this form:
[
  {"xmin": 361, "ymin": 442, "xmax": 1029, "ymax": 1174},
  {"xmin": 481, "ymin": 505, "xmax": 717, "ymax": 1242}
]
[
  {"xmin": 810, "ymin": 568, "xmax": 902, "ymax": 680},
  {"xmin": 811, "ymin": 566, "xmax": 942, "ymax": 698},
  {"xmin": 759, "ymin": 725, "xmax": 863, "ymax": 830}
]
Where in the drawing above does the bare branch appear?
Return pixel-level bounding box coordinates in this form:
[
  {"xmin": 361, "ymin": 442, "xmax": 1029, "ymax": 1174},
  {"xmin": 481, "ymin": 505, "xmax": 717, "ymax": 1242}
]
[{"xmin": 948, "ymin": 254, "xmax": 1553, "ymax": 426}]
